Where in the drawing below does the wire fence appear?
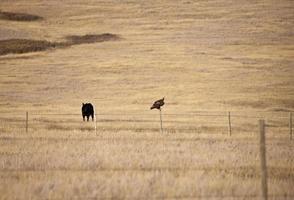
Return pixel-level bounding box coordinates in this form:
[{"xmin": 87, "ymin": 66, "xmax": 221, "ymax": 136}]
[
  {"xmin": 37, "ymin": 195, "xmax": 294, "ymax": 200},
  {"xmin": 0, "ymin": 110, "xmax": 292, "ymax": 138}
]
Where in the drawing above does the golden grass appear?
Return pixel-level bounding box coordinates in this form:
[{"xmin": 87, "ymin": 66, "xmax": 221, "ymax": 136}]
[{"xmin": 0, "ymin": 128, "xmax": 293, "ymax": 199}]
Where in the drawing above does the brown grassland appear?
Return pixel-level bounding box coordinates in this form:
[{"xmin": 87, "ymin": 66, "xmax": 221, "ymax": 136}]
[{"xmin": 0, "ymin": 0, "xmax": 294, "ymax": 199}]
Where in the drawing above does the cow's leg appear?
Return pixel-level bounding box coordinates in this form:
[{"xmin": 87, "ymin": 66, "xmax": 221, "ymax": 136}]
[
  {"xmin": 83, "ymin": 115, "xmax": 85, "ymax": 121},
  {"xmin": 91, "ymin": 114, "xmax": 94, "ymax": 121},
  {"xmin": 87, "ymin": 116, "xmax": 89, "ymax": 121}
]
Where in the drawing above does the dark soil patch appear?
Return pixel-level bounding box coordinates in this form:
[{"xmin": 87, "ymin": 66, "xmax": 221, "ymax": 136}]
[
  {"xmin": 0, "ymin": 11, "xmax": 43, "ymax": 21},
  {"xmin": 65, "ymin": 33, "xmax": 120, "ymax": 45},
  {"xmin": 0, "ymin": 33, "xmax": 120, "ymax": 56}
]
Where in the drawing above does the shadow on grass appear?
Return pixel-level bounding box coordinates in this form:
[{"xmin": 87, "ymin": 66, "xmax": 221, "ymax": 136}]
[
  {"xmin": 65, "ymin": 33, "xmax": 120, "ymax": 45},
  {"xmin": 0, "ymin": 33, "xmax": 120, "ymax": 56},
  {"xmin": 0, "ymin": 10, "xmax": 43, "ymax": 21},
  {"xmin": 0, "ymin": 39, "xmax": 61, "ymax": 55},
  {"xmin": 0, "ymin": 10, "xmax": 120, "ymax": 55}
]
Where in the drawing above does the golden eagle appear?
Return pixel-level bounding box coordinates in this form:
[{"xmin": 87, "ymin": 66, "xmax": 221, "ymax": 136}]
[{"xmin": 150, "ymin": 97, "xmax": 165, "ymax": 110}]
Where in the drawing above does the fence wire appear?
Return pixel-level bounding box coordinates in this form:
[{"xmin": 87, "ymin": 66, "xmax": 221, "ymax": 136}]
[{"xmin": 0, "ymin": 111, "xmax": 292, "ymax": 138}]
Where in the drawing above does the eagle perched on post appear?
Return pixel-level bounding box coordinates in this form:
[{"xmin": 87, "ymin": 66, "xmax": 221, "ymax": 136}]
[{"xmin": 150, "ymin": 97, "xmax": 165, "ymax": 110}]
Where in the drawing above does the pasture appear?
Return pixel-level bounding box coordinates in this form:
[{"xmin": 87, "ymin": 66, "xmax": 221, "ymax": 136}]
[{"xmin": 0, "ymin": 0, "xmax": 294, "ymax": 199}]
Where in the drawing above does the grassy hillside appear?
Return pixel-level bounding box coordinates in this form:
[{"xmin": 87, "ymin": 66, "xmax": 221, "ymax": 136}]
[{"xmin": 0, "ymin": 0, "xmax": 293, "ymax": 114}]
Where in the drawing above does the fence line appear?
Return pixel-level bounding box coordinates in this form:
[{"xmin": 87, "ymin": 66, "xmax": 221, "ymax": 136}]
[
  {"xmin": 38, "ymin": 194, "xmax": 294, "ymax": 200},
  {"xmin": 19, "ymin": 194, "xmax": 294, "ymax": 200},
  {"xmin": 0, "ymin": 110, "xmax": 293, "ymax": 138},
  {"xmin": 0, "ymin": 166, "xmax": 270, "ymax": 172},
  {"xmin": 0, "ymin": 109, "xmax": 292, "ymax": 115},
  {"xmin": 0, "ymin": 113, "xmax": 291, "ymax": 119},
  {"xmin": 31, "ymin": 113, "xmax": 293, "ymax": 119}
]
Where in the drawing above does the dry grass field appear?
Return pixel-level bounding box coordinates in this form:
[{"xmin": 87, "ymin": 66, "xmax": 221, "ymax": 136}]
[{"xmin": 0, "ymin": 0, "xmax": 294, "ymax": 199}]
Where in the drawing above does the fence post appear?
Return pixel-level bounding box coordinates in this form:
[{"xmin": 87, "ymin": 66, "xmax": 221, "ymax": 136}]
[
  {"xmin": 290, "ymin": 112, "xmax": 292, "ymax": 140},
  {"xmin": 159, "ymin": 109, "xmax": 163, "ymax": 133},
  {"xmin": 95, "ymin": 113, "xmax": 97, "ymax": 135},
  {"xmin": 259, "ymin": 120, "xmax": 268, "ymax": 200},
  {"xmin": 228, "ymin": 111, "xmax": 232, "ymax": 136},
  {"xmin": 26, "ymin": 111, "xmax": 28, "ymax": 133}
]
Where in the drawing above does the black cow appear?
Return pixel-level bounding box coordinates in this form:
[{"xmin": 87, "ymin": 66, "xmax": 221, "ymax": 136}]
[{"xmin": 82, "ymin": 103, "xmax": 94, "ymax": 121}]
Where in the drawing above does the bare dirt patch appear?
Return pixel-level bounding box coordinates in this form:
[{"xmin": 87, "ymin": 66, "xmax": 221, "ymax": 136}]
[{"xmin": 0, "ymin": 11, "xmax": 43, "ymax": 21}]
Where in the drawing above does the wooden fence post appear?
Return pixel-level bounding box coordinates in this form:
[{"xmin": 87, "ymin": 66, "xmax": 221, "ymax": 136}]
[
  {"xmin": 259, "ymin": 120, "xmax": 268, "ymax": 200},
  {"xmin": 290, "ymin": 112, "xmax": 292, "ymax": 140},
  {"xmin": 159, "ymin": 109, "xmax": 163, "ymax": 133},
  {"xmin": 95, "ymin": 113, "xmax": 97, "ymax": 135},
  {"xmin": 26, "ymin": 111, "xmax": 28, "ymax": 133},
  {"xmin": 94, "ymin": 106, "xmax": 97, "ymax": 135},
  {"xmin": 228, "ymin": 111, "xmax": 232, "ymax": 136}
]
